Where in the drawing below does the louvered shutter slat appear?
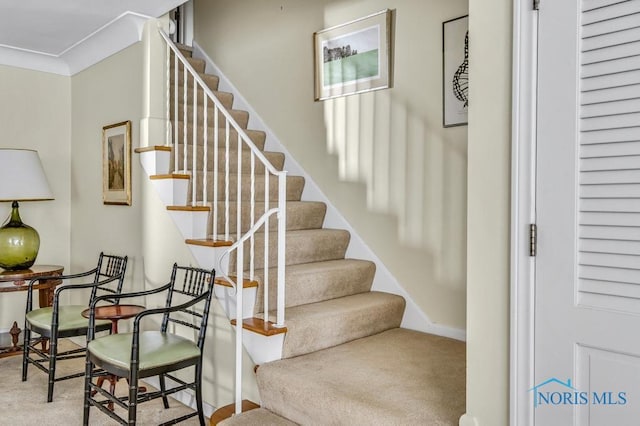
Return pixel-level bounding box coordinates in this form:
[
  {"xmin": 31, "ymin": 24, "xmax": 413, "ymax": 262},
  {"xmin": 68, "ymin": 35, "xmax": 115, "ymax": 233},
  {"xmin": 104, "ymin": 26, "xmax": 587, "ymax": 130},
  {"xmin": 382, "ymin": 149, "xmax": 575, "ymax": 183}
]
[{"xmin": 578, "ymin": 1, "xmax": 640, "ymax": 313}]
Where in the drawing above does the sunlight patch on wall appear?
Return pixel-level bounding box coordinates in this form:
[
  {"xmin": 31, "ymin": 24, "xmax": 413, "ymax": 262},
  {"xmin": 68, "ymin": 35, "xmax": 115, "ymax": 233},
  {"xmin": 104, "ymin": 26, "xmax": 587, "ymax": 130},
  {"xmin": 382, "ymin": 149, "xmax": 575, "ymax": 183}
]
[{"xmin": 323, "ymin": 89, "xmax": 466, "ymax": 286}]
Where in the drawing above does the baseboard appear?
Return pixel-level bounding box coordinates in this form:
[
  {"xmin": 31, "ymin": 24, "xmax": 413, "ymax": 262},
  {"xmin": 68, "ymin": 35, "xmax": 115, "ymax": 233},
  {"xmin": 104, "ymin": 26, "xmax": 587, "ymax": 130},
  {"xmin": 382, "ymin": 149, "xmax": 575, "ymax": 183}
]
[{"xmin": 459, "ymin": 413, "xmax": 480, "ymax": 426}]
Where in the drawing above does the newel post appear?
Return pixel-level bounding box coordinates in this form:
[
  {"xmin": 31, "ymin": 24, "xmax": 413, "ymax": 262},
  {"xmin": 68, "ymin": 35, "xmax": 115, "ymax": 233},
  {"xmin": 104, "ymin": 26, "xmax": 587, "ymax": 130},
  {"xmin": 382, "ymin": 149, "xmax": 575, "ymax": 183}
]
[{"xmin": 140, "ymin": 16, "xmax": 171, "ymax": 148}]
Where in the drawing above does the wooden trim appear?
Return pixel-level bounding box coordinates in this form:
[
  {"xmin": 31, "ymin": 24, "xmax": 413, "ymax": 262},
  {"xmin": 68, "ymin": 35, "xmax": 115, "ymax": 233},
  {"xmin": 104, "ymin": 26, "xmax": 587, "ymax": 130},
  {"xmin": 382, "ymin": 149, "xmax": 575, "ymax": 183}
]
[
  {"xmin": 214, "ymin": 276, "xmax": 259, "ymax": 288},
  {"xmin": 167, "ymin": 206, "xmax": 210, "ymax": 212},
  {"xmin": 150, "ymin": 174, "xmax": 190, "ymax": 180},
  {"xmin": 209, "ymin": 400, "xmax": 259, "ymax": 426},
  {"xmin": 231, "ymin": 317, "xmax": 287, "ymax": 336},
  {"xmin": 134, "ymin": 145, "xmax": 172, "ymax": 153},
  {"xmin": 185, "ymin": 238, "xmax": 232, "ymax": 247}
]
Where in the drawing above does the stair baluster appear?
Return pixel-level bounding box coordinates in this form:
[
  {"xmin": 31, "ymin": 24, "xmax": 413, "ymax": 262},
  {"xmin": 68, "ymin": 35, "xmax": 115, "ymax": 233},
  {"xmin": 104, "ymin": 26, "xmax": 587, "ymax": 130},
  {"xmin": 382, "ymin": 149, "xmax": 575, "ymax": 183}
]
[{"xmin": 159, "ymin": 29, "xmax": 287, "ymax": 415}]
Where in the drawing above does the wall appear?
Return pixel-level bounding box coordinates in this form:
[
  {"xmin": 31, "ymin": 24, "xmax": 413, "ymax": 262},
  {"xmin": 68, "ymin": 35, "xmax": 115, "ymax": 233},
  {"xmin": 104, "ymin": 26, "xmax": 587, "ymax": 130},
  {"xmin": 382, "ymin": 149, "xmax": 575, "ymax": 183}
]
[
  {"xmin": 0, "ymin": 66, "xmax": 71, "ymax": 331},
  {"xmin": 461, "ymin": 0, "xmax": 512, "ymax": 424},
  {"xmin": 69, "ymin": 44, "xmax": 145, "ymax": 301},
  {"xmin": 193, "ymin": 0, "xmax": 468, "ymax": 330}
]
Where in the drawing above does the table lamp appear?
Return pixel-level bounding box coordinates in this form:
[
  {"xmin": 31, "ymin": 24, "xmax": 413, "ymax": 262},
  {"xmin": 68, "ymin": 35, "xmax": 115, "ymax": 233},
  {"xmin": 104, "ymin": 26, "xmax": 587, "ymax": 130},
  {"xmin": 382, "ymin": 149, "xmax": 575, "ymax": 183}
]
[{"xmin": 0, "ymin": 149, "xmax": 54, "ymax": 270}]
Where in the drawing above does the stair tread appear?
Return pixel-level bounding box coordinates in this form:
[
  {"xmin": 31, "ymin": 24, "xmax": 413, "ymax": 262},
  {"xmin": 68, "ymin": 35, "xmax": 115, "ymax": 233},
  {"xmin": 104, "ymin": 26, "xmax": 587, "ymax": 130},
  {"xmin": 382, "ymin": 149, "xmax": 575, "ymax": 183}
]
[
  {"xmin": 172, "ymin": 145, "xmax": 285, "ymax": 172},
  {"xmin": 170, "ymin": 56, "xmax": 205, "ymax": 72},
  {"xmin": 171, "ymin": 101, "xmax": 243, "ymax": 115},
  {"xmin": 185, "ymin": 238, "xmax": 232, "ymax": 247},
  {"xmin": 254, "ymin": 259, "xmax": 375, "ymax": 312},
  {"xmin": 228, "ymin": 228, "xmax": 350, "ymax": 273},
  {"xmin": 171, "ymin": 127, "xmax": 266, "ymax": 150},
  {"xmin": 256, "ymin": 328, "xmax": 465, "ymax": 425},
  {"xmin": 218, "ymin": 407, "xmax": 296, "ymax": 426},
  {"xmin": 278, "ymin": 291, "xmax": 403, "ymax": 320},
  {"xmin": 231, "ymin": 317, "xmax": 287, "ymax": 336},
  {"xmin": 187, "ymin": 172, "xmax": 305, "ymax": 202},
  {"xmin": 215, "ymin": 276, "xmax": 259, "ymax": 288},
  {"xmin": 267, "ymin": 291, "xmax": 405, "ymax": 358}
]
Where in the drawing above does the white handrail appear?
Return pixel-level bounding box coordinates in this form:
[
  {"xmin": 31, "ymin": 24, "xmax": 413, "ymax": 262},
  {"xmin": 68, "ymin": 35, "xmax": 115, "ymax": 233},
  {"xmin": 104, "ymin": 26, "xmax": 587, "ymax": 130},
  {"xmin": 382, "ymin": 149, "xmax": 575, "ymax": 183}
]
[
  {"xmin": 159, "ymin": 30, "xmax": 287, "ymax": 416},
  {"xmin": 160, "ymin": 31, "xmax": 282, "ymax": 175}
]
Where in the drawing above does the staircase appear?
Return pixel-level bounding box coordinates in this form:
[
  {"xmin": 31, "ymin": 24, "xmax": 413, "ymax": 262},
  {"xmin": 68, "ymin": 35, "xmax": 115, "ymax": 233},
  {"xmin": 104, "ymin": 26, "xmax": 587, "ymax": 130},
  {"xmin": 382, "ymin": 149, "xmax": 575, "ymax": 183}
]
[{"xmin": 138, "ymin": 34, "xmax": 465, "ymax": 425}]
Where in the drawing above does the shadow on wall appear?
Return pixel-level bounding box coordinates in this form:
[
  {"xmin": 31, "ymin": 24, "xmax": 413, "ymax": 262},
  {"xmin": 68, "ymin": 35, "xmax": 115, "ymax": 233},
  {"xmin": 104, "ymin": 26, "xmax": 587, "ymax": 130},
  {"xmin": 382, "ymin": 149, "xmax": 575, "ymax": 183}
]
[{"xmin": 323, "ymin": 89, "xmax": 467, "ymax": 287}]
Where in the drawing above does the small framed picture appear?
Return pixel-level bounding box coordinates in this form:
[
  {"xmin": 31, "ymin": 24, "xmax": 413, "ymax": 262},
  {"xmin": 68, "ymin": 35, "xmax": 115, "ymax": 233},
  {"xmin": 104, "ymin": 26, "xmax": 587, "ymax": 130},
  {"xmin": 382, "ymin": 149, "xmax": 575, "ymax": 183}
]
[
  {"xmin": 443, "ymin": 15, "xmax": 469, "ymax": 127},
  {"xmin": 313, "ymin": 9, "xmax": 393, "ymax": 101},
  {"xmin": 102, "ymin": 120, "xmax": 132, "ymax": 205}
]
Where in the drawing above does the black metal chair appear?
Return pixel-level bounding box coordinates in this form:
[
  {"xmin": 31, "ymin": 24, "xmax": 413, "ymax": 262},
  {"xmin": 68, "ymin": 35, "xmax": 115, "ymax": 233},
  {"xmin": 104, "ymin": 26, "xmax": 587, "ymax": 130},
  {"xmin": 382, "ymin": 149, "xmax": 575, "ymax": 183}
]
[
  {"xmin": 83, "ymin": 263, "xmax": 216, "ymax": 426},
  {"xmin": 21, "ymin": 252, "xmax": 128, "ymax": 402}
]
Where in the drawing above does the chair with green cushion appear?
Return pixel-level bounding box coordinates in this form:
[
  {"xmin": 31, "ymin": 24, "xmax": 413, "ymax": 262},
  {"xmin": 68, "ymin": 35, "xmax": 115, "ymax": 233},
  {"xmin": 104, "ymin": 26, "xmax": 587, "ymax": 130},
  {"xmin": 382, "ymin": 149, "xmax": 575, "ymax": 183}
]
[
  {"xmin": 21, "ymin": 252, "xmax": 128, "ymax": 402},
  {"xmin": 83, "ymin": 263, "xmax": 215, "ymax": 426}
]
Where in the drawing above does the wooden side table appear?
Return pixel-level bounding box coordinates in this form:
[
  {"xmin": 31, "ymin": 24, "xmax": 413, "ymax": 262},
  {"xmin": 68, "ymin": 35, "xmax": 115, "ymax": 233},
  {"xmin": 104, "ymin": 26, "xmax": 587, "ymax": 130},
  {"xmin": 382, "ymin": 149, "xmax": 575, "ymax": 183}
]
[
  {"xmin": 0, "ymin": 265, "xmax": 64, "ymax": 357},
  {"xmin": 82, "ymin": 304, "xmax": 146, "ymax": 410}
]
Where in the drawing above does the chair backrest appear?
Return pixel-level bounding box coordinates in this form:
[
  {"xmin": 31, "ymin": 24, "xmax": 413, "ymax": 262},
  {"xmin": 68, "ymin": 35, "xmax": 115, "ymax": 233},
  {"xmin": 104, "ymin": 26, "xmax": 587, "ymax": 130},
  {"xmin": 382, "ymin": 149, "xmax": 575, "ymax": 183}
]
[
  {"xmin": 89, "ymin": 252, "xmax": 128, "ymax": 304},
  {"xmin": 161, "ymin": 263, "xmax": 215, "ymax": 350}
]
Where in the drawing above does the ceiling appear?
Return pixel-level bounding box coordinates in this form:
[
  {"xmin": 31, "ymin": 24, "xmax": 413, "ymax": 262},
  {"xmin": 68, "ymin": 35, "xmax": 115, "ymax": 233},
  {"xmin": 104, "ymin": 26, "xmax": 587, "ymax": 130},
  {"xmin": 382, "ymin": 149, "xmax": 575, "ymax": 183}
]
[{"xmin": 0, "ymin": 0, "xmax": 185, "ymax": 75}]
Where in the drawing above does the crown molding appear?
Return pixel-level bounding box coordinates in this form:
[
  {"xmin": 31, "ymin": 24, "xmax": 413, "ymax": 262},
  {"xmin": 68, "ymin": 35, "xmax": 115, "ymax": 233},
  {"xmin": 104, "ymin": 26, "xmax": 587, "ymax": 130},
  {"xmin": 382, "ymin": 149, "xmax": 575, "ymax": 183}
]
[{"xmin": 0, "ymin": 12, "xmax": 151, "ymax": 76}]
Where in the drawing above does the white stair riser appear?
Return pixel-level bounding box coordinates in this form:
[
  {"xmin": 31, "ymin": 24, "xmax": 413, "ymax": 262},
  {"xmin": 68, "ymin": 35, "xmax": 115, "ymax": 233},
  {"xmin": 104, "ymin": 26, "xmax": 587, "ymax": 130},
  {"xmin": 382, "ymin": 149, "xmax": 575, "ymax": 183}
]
[
  {"xmin": 167, "ymin": 209, "xmax": 208, "ymax": 239},
  {"xmin": 187, "ymin": 245, "xmax": 229, "ymax": 271},
  {"xmin": 214, "ymin": 284, "xmax": 256, "ymax": 319},
  {"xmin": 151, "ymin": 178, "xmax": 189, "ymax": 206},
  {"xmin": 139, "ymin": 150, "xmax": 171, "ymax": 176},
  {"xmin": 232, "ymin": 325, "xmax": 285, "ymax": 365}
]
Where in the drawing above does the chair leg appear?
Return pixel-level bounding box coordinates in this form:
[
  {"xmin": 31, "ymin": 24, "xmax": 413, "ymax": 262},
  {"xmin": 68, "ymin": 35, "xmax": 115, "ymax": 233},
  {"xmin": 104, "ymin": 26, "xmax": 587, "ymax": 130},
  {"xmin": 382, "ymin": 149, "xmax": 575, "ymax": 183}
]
[
  {"xmin": 128, "ymin": 378, "xmax": 138, "ymax": 425},
  {"xmin": 159, "ymin": 373, "xmax": 170, "ymax": 409},
  {"xmin": 47, "ymin": 336, "xmax": 57, "ymax": 402},
  {"xmin": 195, "ymin": 364, "xmax": 205, "ymax": 426},
  {"xmin": 21, "ymin": 327, "xmax": 31, "ymax": 382},
  {"xmin": 83, "ymin": 357, "xmax": 93, "ymax": 425}
]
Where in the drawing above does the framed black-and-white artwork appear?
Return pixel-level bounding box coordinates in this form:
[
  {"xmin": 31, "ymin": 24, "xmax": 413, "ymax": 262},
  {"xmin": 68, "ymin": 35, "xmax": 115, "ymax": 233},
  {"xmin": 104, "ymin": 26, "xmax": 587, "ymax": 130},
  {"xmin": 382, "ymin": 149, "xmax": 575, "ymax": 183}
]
[
  {"xmin": 443, "ymin": 15, "xmax": 468, "ymax": 127},
  {"xmin": 314, "ymin": 9, "xmax": 393, "ymax": 101}
]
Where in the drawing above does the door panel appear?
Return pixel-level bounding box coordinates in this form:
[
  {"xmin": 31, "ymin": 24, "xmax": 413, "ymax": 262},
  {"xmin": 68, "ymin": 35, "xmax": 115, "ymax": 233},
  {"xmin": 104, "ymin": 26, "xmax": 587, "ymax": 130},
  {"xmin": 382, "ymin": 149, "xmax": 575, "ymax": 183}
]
[{"xmin": 535, "ymin": 0, "xmax": 640, "ymax": 424}]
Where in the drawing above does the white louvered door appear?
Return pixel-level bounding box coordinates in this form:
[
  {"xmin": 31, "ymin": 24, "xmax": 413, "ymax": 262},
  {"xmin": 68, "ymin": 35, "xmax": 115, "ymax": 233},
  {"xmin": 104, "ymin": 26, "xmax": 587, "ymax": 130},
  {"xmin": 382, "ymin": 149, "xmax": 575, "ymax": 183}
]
[{"xmin": 535, "ymin": 1, "xmax": 640, "ymax": 425}]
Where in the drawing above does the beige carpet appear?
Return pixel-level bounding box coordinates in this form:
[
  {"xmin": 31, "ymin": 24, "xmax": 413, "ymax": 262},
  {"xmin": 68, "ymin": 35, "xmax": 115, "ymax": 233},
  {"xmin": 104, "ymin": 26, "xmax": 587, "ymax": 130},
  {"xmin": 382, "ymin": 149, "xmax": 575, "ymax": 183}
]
[
  {"xmin": 256, "ymin": 328, "xmax": 465, "ymax": 426},
  {"xmin": 0, "ymin": 340, "xmax": 203, "ymax": 425}
]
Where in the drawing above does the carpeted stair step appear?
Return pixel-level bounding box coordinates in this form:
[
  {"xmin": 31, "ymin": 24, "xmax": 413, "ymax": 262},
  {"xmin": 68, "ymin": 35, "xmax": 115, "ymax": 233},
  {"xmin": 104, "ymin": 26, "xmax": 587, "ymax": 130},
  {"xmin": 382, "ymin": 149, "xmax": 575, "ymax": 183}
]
[
  {"xmin": 172, "ymin": 125, "xmax": 266, "ymax": 150},
  {"xmin": 218, "ymin": 407, "xmax": 297, "ymax": 426},
  {"xmin": 171, "ymin": 103, "xmax": 249, "ymax": 128},
  {"xmin": 170, "ymin": 55, "xmax": 205, "ymax": 73},
  {"xmin": 229, "ymin": 229, "xmax": 350, "ymax": 271},
  {"xmin": 186, "ymin": 171, "xmax": 304, "ymax": 202},
  {"xmin": 172, "ymin": 144, "xmax": 285, "ymax": 173},
  {"xmin": 173, "ymin": 70, "xmax": 219, "ymax": 89},
  {"xmin": 175, "ymin": 44, "xmax": 193, "ymax": 58},
  {"xmin": 265, "ymin": 291, "xmax": 405, "ymax": 358},
  {"xmin": 207, "ymin": 200, "xmax": 326, "ymax": 234},
  {"xmin": 170, "ymin": 85, "xmax": 234, "ymax": 109},
  {"xmin": 253, "ymin": 259, "xmax": 375, "ymax": 313},
  {"xmin": 256, "ymin": 328, "xmax": 465, "ymax": 425}
]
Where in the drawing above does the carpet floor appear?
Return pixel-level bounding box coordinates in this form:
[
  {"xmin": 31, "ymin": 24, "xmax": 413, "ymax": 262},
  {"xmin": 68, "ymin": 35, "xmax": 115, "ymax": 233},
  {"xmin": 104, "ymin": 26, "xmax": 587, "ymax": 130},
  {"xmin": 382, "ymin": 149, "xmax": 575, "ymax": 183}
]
[
  {"xmin": 0, "ymin": 339, "xmax": 203, "ymax": 425},
  {"xmin": 255, "ymin": 328, "xmax": 465, "ymax": 425}
]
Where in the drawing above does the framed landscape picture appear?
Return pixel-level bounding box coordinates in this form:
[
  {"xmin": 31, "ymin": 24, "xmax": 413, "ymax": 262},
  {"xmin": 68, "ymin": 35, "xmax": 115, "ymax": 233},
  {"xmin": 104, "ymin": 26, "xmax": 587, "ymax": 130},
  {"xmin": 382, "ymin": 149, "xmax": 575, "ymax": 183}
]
[
  {"xmin": 314, "ymin": 9, "xmax": 393, "ymax": 101},
  {"xmin": 102, "ymin": 120, "xmax": 132, "ymax": 205},
  {"xmin": 443, "ymin": 15, "xmax": 469, "ymax": 127}
]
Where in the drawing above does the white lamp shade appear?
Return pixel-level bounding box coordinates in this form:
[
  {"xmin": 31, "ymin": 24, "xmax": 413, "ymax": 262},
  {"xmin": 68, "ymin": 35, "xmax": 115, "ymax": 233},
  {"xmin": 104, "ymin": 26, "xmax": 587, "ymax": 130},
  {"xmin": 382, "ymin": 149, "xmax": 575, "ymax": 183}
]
[{"xmin": 0, "ymin": 149, "xmax": 54, "ymax": 201}]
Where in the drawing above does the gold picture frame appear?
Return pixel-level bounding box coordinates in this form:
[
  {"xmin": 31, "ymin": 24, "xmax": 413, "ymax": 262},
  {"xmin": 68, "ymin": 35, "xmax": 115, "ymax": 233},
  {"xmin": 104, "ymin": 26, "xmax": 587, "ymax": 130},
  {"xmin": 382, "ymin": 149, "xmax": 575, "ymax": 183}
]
[
  {"xmin": 102, "ymin": 120, "xmax": 132, "ymax": 205},
  {"xmin": 313, "ymin": 9, "xmax": 393, "ymax": 101}
]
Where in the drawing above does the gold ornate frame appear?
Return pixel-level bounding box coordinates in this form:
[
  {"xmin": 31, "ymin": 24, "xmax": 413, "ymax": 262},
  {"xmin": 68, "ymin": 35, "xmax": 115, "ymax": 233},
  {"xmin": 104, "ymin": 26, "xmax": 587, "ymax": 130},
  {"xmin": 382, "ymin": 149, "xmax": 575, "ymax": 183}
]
[{"xmin": 102, "ymin": 120, "xmax": 132, "ymax": 205}]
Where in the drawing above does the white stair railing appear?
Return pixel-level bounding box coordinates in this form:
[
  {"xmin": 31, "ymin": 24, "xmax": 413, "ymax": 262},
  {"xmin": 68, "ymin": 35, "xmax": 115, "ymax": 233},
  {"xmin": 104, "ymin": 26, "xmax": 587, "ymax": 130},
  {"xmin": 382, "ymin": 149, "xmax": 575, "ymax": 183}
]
[{"xmin": 159, "ymin": 30, "xmax": 287, "ymax": 415}]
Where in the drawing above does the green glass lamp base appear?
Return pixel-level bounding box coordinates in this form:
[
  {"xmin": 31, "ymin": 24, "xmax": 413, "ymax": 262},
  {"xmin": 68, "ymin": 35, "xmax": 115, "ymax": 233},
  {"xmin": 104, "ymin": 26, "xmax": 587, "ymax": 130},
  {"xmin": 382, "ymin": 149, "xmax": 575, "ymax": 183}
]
[{"xmin": 0, "ymin": 201, "xmax": 40, "ymax": 271}]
